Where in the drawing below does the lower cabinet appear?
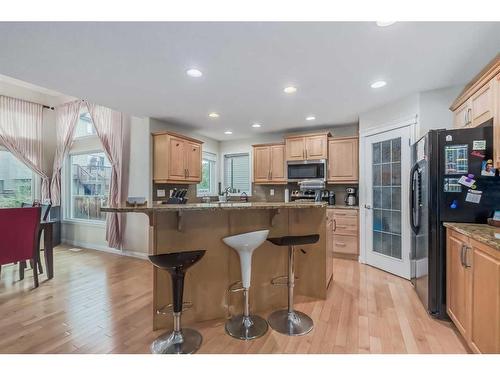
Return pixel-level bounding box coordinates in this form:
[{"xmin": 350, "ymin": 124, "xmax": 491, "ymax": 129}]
[
  {"xmin": 327, "ymin": 208, "xmax": 359, "ymax": 260},
  {"xmin": 446, "ymin": 228, "xmax": 500, "ymax": 353}
]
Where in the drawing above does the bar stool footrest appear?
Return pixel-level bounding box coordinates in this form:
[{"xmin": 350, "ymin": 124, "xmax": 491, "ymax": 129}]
[
  {"xmin": 270, "ymin": 275, "xmax": 298, "ymax": 286},
  {"xmin": 156, "ymin": 301, "xmax": 193, "ymax": 315}
]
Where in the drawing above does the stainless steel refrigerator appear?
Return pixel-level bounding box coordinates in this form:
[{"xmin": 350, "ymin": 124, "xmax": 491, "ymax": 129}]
[{"xmin": 410, "ymin": 123, "xmax": 500, "ymax": 319}]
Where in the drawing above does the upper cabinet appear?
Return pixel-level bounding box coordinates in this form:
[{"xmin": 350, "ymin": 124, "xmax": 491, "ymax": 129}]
[
  {"xmin": 450, "ymin": 53, "xmax": 500, "ymax": 168},
  {"xmin": 327, "ymin": 136, "xmax": 359, "ymax": 183},
  {"xmin": 153, "ymin": 131, "xmax": 203, "ymax": 184},
  {"xmin": 252, "ymin": 143, "xmax": 286, "ymax": 184},
  {"xmin": 285, "ymin": 132, "xmax": 329, "ymax": 161}
]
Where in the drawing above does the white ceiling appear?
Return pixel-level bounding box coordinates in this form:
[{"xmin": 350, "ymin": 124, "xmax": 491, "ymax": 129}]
[{"xmin": 0, "ymin": 22, "xmax": 499, "ymax": 140}]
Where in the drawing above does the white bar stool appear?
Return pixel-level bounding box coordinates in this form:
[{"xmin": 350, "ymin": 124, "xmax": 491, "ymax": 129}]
[{"xmin": 223, "ymin": 229, "xmax": 269, "ymax": 340}]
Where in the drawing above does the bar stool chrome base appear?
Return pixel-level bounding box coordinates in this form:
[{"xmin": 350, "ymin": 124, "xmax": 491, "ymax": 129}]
[
  {"xmin": 151, "ymin": 328, "xmax": 202, "ymax": 354},
  {"xmin": 267, "ymin": 310, "xmax": 313, "ymax": 336},
  {"xmin": 225, "ymin": 314, "xmax": 268, "ymax": 340}
]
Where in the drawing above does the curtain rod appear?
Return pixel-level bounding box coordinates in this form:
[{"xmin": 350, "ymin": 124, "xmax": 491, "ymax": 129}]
[{"xmin": 0, "ymin": 94, "xmax": 55, "ymax": 110}]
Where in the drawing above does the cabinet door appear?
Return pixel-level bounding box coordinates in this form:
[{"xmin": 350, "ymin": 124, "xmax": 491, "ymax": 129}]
[
  {"xmin": 453, "ymin": 101, "xmax": 470, "ymax": 128},
  {"xmin": 186, "ymin": 142, "xmax": 201, "ymax": 182},
  {"xmin": 325, "ymin": 211, "xmax": 334, "ymax": 287},
  {"xmin": 471, "ymin": 81, "xmax": 494, "ymax": 127},
  {"xmin": 270, "ymin": 144, "xmax": 286, "ymax": 182},
  {"xmin": 253, "ymin": 146, "xmax": 271, "ymax": 183},
  {"xmin": 305, "ymin": 135, "xmax": 327, "ymax": 159},
  {"xmin": 494, "ymin": 74, "xmax": 500, "ymax": 169},
  {"xmin": 153, "ymin": 134, "xmax": 169, "ymax": 181},
  {"xmin": 168, "ymin": 136, "xmax": 187, "ymax": 180},
  {"xmin": 470, "ymin": 241, "xmax": 500, "ymax": 354},
  {"xmin": 285, "ymin": 137, "xmax": 306, "ymax": 160},
  {"xmin": 446, "ymin": 231, "xmax": 471, "ymax": 338},
  {"xmin": 328, "ymin": 138, "xmax": 358, "ymax": 183}
]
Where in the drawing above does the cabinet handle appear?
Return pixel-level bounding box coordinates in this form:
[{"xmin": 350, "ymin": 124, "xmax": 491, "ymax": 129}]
[
  {"xmin": 464, "ymin": 245, "xmax": 471, "ymax": 268},
  {"xmin": 460, "ymin": 244, "xmax": 465, "ymax": 266},
  {"xmin": 335, "ymin": 242, "xmax": 346, "ymax": 247},
  {"xmin": 333, "ymin": 219, "xmax": 336, "ymax": 231},
  {"xmin": 467, "ymin": 108, "xmax": 472, "ymax": 125}
]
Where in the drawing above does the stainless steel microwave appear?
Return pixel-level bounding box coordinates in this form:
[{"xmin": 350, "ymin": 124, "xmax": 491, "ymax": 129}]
[{"xmin": 287, "ymin": 159, "xmax": 327, "ymax": 182}]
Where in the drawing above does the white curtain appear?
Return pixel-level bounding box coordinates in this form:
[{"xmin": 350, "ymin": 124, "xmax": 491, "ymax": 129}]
[
  {"xmin": 50, "ymin": 100, "xmax": 82, "ymax": 206},
  {"xmin": 86, "ymin": 102, "xmax": 124, "ymax": 249},
  {"xmin": 0, "ymin": 96, "xmax": 50, "ymax": 202}
]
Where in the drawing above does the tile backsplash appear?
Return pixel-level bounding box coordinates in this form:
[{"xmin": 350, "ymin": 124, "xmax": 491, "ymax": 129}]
[{"xmin": 153, "ymin": 182, "xmax": 358, "ymax": 205}]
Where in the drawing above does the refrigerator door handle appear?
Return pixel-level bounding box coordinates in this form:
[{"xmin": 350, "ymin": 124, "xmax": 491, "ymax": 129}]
[{"xmin": 409, "ymin": 163, "xmax": 420, "ymax": 234}]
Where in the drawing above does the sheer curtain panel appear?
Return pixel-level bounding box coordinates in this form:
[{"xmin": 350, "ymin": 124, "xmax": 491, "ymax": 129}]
[
  {"xmin": 86, "ymin": 102, "xmax": 124, "ymax": 249},
  {"xmin": 0, "ymin": 96, "xmax": 50, "ymax": 202},
  {"xmin": 50, "ymin": 100, "xmax": 82, "ymax": 206}
]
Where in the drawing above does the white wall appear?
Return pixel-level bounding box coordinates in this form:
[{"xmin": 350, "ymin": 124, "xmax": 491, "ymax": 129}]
[
  {"xmin": 419, "ymin": 85, "xmax": 464, "ymax": 137},
  {"xmin": 359, "ymin": 93, "xmax": 420, "ymax": 132}
]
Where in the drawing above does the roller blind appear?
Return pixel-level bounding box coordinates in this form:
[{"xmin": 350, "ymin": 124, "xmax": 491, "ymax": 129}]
[{"xmin": 223, "ymin": 153, "xmax": 250, "ymax": 194}]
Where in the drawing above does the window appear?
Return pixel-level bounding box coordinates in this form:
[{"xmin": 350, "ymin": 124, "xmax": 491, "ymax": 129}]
[
  {"xmin": 64, "ymin": 108, "xmax": 110, "ymax": 222},
  {"xmin": 0, "ymin": 149, "xmax": 34, "ymax": 207},
  {"xmin": 69, "ymin": 152, "xmax": 111, "ymax": 221},
  {"xmin": 74, "ymin": 111, "xmax": 97, "ymax": 138},
  {"xmin": 223, "ymin": 153, "xmax": 251, "ymax": 194},
  {"xmin": 197, "ymin": 151, "xmax": 217, "ymax": 196}
]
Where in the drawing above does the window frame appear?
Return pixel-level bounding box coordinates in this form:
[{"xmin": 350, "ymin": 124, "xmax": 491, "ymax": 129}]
[
  {"xmin": 196, "ymin": 151, "xmax": 218, "ymax": 197},
  {"xmin": 222, "ymin": 152, "xmax": 252, "ymax": 196},
  {"xmin": 0, "ymin": 145, "xmax": 38, "ymax": 206}
]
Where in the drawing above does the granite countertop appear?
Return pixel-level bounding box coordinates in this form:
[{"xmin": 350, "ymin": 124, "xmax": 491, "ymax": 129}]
[
  {"xmin": 327, "ymin": 205, "xmax": 359, "ymax": 210},
  {"xmin": 102, "ymin": 201, "xmax": 327, "ymax": 213},
  {"xmin": 443, "ymin": 222, "xmax": 500, "ymax": 251}
]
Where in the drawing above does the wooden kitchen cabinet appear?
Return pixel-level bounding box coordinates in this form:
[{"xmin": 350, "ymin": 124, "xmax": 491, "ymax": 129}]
[
  {"xmin": 446, "ymin": 227, "xmax": 500, "ymax": 354},
  {"xmin": 450, "ymin": 54, "xmax": 499, "ymax": 168},
  {"xmin": 252, "ymin": 143, "xmax": 286, "ymax": 184},
  {"xmin": 285, "ymin": 132, "xmax": 329, "ymax": 161},
  {"xmin": 152, "ymin": 131, "xmax": 203, "ymax": 184},
  {"xmin": 327, "ymin": 208, "xmax": 359, "ymax": 260},
  {"xmin": 453, "ymin": 101, "xmax": 471, "ymax": 128},
  {"xmin": 469, "ymin": 238, "xmax": 500, "ymax": 354},
  {"xmin": 327, "ymin": 136, "xmax": 359, "ymax": 183},
  {"xmin": 470, "ymin": 80, "xmax": 494, "ymax": 127},
  {"xmin": 446, "ymin": 230, "xmax": 471, "ymax": 338},
  {"xmin": 326, "ymin": 210, "xmax": 334, "ymax": 287}
]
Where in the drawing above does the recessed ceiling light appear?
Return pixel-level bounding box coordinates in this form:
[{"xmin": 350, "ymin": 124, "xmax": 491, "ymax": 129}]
[
  {"xmin": 208, "ymin": 112, "xmax": 219, "ymax": 118},
  {"xmin": 371, "ymin": 80, "xmax": 387, "ymax": 89},
  {"xmin": 224, "ymin": 130, "xmax": 233, "ymax": 135},
  {"xmin": 251, "ymin": 123, "xmax": 261, "ymax": 128},
  {"xmin": 376, "ymin": 21, "xmax": 396, "ymax": 27},
  {"xmin": 306, "ymin": 116, "xmax": 316, "ymax": 121},
  {"xmin": 283, "ymin": 86, "xmax": 297, "ymax": 94},
  {"xmin": 186, "ymin": 68, "xmax": 202, "ymax": 78}
]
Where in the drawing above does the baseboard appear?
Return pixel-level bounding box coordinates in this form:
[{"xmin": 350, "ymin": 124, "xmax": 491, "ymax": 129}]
[{"xmin": 60, "ymin": 238, "xmax": 148, "ymax": 260}]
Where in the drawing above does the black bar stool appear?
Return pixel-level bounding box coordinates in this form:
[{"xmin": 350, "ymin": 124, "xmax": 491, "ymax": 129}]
[
  {"xmin": 266, "ymin": 234, "xmax": 319, "ymax": 336},
  {"xmin": 149, "ymin": 250, "xmax": 205, "ymax": 354}
]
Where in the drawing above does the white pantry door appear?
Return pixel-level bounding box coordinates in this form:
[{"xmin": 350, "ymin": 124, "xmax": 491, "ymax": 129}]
[{"xmin": 364, "ymin": 125, "xmax": 412, "ymax": 279}]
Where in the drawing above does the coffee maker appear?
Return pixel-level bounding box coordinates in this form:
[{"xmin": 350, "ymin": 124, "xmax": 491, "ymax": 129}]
[{"xmin": 344, "ymin": 187, "xmax": 357, "ymax": 206}]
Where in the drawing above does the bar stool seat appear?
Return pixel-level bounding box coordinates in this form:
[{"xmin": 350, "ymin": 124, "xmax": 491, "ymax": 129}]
[
  {"xmin": 223, "ymin": 229, "xmax": 269, "ymax": 340},
  {"xmin": 267, "ymin": 234, "xmax": 319, "ymax": 336},
  {"xmin": 149, "ymin": 250, "xmax": 205, "ymax": 354}
]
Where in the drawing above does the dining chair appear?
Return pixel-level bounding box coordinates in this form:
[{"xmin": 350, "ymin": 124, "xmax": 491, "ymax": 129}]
[
  {"xmin": 20, "ymin": 202, "xmax": 52, "ymax": 274},
  {"xmin": 0, "ymin": 207, "xmax": 42, "ymax": 288}
]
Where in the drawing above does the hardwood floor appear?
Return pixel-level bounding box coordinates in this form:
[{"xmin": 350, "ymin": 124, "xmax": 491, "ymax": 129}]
[{"xmin": 0, "ymin": 245, "xmax": 468, "ymax": 354}]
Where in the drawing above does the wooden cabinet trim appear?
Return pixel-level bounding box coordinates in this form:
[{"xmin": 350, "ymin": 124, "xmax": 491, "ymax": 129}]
[{"xmin": 152, "ymin": 131, "xmax": 203, "ymax": 145}]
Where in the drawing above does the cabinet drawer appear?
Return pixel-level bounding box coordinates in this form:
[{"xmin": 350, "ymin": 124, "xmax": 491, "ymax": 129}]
[
  {"xmin": 333, "ymin": 216, "xmax": 358, "ymax": 235},
  {"xmin": 333, "ymin": 235, "xmax": 358, "ymax": 255},
  {"xmin": 332, "ymin": 209, "xmax": 358, "ymax": 217}
]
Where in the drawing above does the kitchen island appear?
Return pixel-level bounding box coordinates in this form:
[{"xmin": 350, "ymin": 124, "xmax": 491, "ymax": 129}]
[{"xmin": 102, "ymin": 202, "xmax": 328, "ymax": 330}]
